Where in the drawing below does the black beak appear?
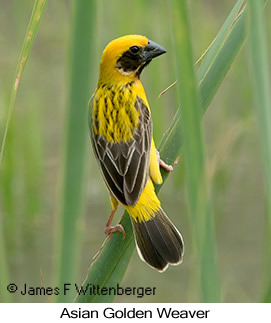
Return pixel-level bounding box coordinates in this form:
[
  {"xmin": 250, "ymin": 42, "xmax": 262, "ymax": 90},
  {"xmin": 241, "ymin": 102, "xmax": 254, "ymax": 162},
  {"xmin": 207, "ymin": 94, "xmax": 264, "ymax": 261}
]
[{"xmin": 143, "ymin": 39, "xmax": 167, "ymax": 62}]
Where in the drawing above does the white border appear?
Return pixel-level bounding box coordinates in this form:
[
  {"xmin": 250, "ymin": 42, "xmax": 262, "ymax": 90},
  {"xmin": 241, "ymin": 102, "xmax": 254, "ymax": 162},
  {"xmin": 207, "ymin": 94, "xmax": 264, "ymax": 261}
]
[{"xmin": 1, "ymin": 303, "xmax": 271, "ymax": 322}]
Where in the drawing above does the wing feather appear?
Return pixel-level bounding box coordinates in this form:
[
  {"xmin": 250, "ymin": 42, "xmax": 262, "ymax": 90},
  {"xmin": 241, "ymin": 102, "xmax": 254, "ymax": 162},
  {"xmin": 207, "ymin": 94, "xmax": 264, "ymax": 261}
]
[{"xmin": 91, "ymin": 96, "xmax": 152, "ymax": 206}]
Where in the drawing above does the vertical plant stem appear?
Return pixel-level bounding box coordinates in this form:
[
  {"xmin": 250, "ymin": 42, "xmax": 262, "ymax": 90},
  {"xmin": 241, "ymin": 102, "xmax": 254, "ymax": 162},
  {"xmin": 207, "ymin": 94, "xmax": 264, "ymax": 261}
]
[
  {"xmin": 0, "ymin": 0, "xmax": 47, "ymax": 167},
  {"xmin": 171, "ymin": 0, "xmax": 220, "ymax": 302},
  {"xmin": 0, "ymin": 0, "xmax": 47, "ymax": 303},
  {"xmin": 56, "ymin": 0, "xmax": 95, "ymax": 302},
  {"xmin": 248, "ymin": 0, "xmax": 271, "ymax": 302}
]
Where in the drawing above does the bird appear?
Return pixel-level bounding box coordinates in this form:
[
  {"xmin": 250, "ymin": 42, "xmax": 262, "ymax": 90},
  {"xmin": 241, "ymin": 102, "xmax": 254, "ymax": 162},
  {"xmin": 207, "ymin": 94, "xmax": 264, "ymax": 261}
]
[{"xmin": 89, "ymin": 34, "xmax": 184, "ymax": 272}]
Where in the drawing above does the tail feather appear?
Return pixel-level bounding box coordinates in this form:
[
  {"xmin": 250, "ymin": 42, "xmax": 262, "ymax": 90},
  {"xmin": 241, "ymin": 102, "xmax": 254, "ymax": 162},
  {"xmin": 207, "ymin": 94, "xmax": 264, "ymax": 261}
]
[
  {"xmin": 132, "ymin": 218, "xmax": 168, "ymax": 270},
  {"xmin": 131, "ymin": 208, "xmax": 184, "ymax": 272}
]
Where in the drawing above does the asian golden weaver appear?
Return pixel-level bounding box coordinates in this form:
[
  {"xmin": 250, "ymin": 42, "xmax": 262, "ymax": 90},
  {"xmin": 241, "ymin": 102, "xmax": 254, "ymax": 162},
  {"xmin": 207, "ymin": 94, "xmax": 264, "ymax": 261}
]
[{"xmin": 89, "ymin": 35, "xmax": 184, "ymax": 272}]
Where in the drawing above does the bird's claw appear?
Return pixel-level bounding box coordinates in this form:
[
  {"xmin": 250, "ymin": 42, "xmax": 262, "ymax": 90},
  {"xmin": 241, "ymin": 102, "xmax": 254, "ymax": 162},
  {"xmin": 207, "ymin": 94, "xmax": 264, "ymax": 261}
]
[
  {"xmin": 104, "ymin": 224, "xmax": 126, "ymax": 239},
  {"xmin": 156, "ymin": 150, "xmax": 174, "ymax": 172}
]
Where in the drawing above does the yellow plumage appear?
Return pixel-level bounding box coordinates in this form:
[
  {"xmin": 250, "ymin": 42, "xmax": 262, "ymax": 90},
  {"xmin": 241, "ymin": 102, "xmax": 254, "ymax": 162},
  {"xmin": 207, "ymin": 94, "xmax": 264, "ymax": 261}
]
[
  {"xmin": 125, "ymin": 180, "xmax": 160, "ymax": 222},
  {"xmin": 93, "ymin": 84, "xmax": 139, "ymax": 144},
  {"xmin": 90, "ymin": 35, "xmax": 184, "ymax": 271}
]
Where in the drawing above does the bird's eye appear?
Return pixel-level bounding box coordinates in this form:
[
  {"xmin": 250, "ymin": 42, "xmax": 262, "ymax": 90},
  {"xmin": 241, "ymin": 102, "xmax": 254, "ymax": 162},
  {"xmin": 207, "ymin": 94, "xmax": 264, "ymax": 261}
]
[{"xmin": 129, "ymin": 46, "xmax": 140, "ymax": 54}]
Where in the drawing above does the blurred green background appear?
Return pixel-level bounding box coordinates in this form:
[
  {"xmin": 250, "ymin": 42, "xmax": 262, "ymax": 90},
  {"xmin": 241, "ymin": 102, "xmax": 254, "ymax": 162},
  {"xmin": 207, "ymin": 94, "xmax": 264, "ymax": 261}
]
[{"xmin": 0, "ymin": 0, "xmax": 270, "ymax": 302}]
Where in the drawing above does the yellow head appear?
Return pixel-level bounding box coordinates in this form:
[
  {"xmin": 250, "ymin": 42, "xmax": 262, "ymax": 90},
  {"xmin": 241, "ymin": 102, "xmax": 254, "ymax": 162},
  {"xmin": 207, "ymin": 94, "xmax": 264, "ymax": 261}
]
[{"xmin": 98, "ymin": 35, "xmax": 167, "ymax": 85}]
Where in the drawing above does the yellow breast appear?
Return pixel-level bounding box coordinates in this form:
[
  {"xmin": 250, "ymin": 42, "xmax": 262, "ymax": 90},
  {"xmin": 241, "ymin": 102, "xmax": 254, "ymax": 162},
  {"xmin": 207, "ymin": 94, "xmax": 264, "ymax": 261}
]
[{"xmin": 92, "ymin": 80, "xmax": 149, "ymax": 144}]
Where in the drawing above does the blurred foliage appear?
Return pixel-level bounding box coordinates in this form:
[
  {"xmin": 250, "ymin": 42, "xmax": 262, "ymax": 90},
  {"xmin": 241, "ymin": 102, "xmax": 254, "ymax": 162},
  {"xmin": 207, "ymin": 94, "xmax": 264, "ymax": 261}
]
[
  {"xmin": 172, "ymin": 0, "xmax": 220, "ymax": 302},
  {"xmin": 248, "ymin": 0, "xmax": 271, "ymax": 301},
  {"xmin": 0, "ymin": 0, "xmax": 270, "ymax": 302},
  {"xmin": 55, "ymin": 0, "xmax": 95, "ymax": 302}
]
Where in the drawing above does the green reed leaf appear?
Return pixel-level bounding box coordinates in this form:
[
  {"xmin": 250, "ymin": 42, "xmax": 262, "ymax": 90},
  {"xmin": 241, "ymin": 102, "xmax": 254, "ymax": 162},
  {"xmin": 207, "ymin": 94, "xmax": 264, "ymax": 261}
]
[
  {"xmin": 0, "ymin": 0, "xmax": 47, "ymax": 302},
  {"xmin": 248, "ymin": 0, "xmax": 271, "ymax": 302},
  {"xmin": 55, "ymin": 0, "xmax": 95, "ymax": 302},
  {"xmin": 0, "ymin": 0, "xmax": 47, "ymax": 167}
]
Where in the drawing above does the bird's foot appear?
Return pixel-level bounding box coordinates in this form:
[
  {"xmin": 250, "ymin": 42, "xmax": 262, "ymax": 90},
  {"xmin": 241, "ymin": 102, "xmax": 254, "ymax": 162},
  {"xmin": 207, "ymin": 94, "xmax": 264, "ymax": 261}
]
[
  {"xmin": 156, "ymin": 150, "xmax": 174, "ymax": 172},
  {"xmin": 104, "ymin": 224, "xmax": 126, "ymax": 239}
]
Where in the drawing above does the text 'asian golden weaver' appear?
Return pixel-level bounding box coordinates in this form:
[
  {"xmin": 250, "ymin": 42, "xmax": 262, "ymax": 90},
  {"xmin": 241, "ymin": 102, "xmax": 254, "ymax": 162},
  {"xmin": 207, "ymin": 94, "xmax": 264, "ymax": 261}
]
[{"xmin": 89, "ymin": 35, "xmax": 184, "ymax": 272}]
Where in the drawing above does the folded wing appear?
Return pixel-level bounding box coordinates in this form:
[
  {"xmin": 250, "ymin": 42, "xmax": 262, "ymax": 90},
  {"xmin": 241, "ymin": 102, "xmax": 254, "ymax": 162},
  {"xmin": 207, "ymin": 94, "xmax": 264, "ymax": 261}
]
[{"xmin": 91, "ymin": 96, "xmax": 152, "ymax": 206}]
